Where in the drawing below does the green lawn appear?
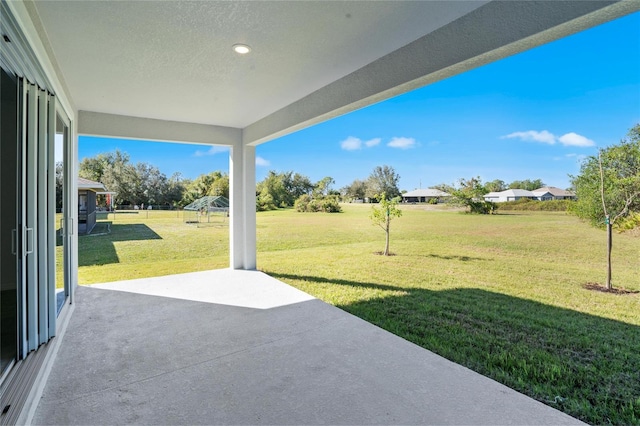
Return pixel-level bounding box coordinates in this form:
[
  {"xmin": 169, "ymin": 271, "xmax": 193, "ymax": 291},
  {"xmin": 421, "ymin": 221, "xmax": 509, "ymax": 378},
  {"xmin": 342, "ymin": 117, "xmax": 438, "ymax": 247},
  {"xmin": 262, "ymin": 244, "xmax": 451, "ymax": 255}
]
[
  {"xmin": 79, "ymin": 205, "xmax": 640, "ymax": 425},
  {"xmin": 78, "ymin": 210, "xmax": 229, "ymax": 283}
]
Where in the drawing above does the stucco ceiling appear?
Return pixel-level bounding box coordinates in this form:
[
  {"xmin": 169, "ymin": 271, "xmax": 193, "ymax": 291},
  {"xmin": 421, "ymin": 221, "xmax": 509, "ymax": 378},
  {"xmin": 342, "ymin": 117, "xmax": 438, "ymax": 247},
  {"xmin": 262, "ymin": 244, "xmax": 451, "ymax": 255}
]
[
  {"xmin": 33, "ymin": 1, "xmax": 486, "ymax": 128},
  {"xmin": 29, "ymin": 1, "xmax": 636, "ymax": 145}
]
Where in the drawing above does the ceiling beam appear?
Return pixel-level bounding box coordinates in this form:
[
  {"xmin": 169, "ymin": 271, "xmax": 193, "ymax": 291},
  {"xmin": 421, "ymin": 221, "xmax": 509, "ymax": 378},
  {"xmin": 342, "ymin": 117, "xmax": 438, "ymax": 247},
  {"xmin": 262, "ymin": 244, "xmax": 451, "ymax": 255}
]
[{"xmin": 78, "ymin": 111, "xmax": 241, "ymax": 146}]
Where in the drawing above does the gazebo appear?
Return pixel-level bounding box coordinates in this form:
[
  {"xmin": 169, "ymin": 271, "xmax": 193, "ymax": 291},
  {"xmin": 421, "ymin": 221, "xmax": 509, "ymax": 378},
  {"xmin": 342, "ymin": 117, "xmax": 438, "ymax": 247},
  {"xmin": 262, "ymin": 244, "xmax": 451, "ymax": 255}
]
[{"xmin": 183, "ymin": 196, "xmax": 230, "ymax": 225}]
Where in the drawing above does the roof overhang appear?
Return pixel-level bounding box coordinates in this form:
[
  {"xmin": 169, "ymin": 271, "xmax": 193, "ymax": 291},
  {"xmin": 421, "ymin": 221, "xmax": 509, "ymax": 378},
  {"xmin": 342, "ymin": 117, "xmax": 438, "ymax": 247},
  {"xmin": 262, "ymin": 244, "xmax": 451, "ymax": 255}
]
[{"xmin": 19, "ymin": 1, "xmax": 639, "ymax": 146}]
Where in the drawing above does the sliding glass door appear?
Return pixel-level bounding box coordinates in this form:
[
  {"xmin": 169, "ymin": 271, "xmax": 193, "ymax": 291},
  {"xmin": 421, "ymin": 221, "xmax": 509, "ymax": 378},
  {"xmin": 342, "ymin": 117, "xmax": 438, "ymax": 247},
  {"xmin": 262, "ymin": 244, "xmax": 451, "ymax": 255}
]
[{"xmin": 0, "ymin": 65, "xmax": 67, "ymax": 379}]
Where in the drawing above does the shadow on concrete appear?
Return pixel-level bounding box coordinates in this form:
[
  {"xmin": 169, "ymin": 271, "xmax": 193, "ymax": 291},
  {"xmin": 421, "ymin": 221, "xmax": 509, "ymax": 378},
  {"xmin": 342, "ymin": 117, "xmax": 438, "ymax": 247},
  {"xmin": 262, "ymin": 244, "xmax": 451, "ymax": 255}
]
[
  {"xmin": 78, "ymin": 223, "xmax": 161, "ymax": 267},
  {"xmin": 33, "ymin": 282, "xmax": 584, "ymax": 425},
  {"xmin": 267, "ymin": 272, "xmax": 640, "ymax": 425}
]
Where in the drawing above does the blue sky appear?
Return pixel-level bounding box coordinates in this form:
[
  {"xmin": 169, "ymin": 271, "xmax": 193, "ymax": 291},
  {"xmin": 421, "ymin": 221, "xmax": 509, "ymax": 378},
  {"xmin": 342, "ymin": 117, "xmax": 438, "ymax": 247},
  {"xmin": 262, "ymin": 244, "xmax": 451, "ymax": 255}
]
[{"xmin": 79, "ymin": 12, "xmax": 640, "ymax": 191}]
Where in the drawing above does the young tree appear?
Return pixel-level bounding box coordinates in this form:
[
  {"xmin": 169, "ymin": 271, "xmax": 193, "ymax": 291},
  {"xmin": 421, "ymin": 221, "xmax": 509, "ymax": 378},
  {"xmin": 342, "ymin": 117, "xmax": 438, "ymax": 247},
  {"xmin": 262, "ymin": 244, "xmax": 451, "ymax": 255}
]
[
  {"xmin": 570, "ymin": 124, "xmax": 640, "ymax": 289},
  {"xmin": 370, "ymin": 193, "xmax": 402, "ymax": 256}
]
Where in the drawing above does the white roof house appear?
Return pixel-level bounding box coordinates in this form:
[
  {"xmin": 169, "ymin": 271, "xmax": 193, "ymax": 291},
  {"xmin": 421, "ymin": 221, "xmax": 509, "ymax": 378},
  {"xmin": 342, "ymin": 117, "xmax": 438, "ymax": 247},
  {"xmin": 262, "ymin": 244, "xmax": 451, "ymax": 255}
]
[
  {"xmin": 402, "ymin": 188, "xmax": 451, "ymax": 203},
  {"xmin": 483, "ymin": 189, "xmax": 536, "ymax": 203},
  {"xmin": 531, "ymin": 187, "xmax": 577, "ymax": 200},
  {"xmin": 1, "ymin": 0, "xmax": 635, "ymax": 422}
]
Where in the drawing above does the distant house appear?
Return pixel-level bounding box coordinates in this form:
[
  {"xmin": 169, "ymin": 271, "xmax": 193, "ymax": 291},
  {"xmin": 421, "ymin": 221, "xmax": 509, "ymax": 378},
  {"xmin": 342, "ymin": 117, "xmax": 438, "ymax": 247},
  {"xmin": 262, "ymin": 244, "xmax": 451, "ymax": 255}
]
[
  {"xmin": 78, "ymin": 177, "xmax": 107, "ymax": 235},
  {"xmin": 483, "ymin": 189, "xmax": 536, "ymax": 203},
  {"xmin": 402, "ymin": 188, "xmax": 451, "ymax": 203},
  {"xmin": 484, "ymin": 187, "xmax": 577, "ymax": 203},
  {"xmin": 531, "ymin": 186, "xmax": 576, "ymax": 201}
]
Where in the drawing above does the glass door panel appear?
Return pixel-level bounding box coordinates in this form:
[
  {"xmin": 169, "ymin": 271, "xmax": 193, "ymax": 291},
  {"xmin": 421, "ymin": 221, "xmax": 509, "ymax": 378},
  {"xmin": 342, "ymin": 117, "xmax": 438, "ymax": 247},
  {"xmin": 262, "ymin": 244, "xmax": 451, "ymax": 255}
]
[
  {"xmin": 0, "ymin": 68, "xmax": 20, "ymax": 378},
  {"xmin": 55, "ymin": 114, "xmax": 70, "ymax": 313}
]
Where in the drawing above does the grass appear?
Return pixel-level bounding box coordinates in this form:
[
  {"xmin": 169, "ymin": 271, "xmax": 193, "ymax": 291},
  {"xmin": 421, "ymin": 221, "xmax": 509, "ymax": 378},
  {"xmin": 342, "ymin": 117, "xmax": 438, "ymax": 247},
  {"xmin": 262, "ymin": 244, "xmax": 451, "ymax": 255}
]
[
  {"xmin": 78, "ymin": 205, "xmax": 640, "ymax": 425},
  {"xmin": 77, "ymin": 210, "xmax": 228, "ymax": 283}
]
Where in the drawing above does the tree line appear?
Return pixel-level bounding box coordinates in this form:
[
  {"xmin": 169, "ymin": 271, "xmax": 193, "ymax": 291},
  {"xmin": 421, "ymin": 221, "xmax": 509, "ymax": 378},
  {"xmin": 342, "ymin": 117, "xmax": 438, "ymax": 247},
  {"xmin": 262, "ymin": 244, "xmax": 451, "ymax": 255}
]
[{"xmin": 75, "ymin": 150, "xmax": 402, "ymax": 211}]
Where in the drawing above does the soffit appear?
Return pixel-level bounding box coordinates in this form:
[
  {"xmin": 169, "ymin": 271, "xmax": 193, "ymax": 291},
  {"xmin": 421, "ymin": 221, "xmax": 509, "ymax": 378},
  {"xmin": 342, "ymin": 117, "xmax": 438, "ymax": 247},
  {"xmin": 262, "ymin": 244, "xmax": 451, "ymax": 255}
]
[{"xmin": 32, "ymin": 1, "xmax": 487, "ymax": 128}]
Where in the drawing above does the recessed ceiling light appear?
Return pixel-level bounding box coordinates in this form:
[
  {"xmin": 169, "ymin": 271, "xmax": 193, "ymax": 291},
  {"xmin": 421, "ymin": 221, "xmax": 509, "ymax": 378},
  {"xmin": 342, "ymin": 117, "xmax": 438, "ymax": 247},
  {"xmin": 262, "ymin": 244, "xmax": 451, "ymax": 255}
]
[{"xmin": 233, "ymin": 44, "xmax": 251, "ymax": 54}]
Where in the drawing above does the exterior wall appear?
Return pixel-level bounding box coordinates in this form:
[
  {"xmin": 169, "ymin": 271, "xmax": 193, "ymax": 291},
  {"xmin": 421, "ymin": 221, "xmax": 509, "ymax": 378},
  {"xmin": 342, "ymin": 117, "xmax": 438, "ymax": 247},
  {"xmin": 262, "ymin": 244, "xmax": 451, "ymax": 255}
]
[{"xmin": 403, "ymin": 195, "xmax": 449, "ymax": 203}]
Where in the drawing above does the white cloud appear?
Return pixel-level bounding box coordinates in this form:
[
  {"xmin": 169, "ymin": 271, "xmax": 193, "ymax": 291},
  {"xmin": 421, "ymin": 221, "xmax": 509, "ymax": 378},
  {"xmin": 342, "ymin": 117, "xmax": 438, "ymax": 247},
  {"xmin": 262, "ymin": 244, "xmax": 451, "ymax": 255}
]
[
  {"xmin": 558, "ymin": 132, "xmax": 595, "ymax": 147},
  {"xmin": 255, "ymin": 156, "xmax": 270, "ymax": 167},
  {"xmin": 340, "ymin": 136, "xmax": 363, "ymax": 151},
  {"xmin": 341, "ymin": 136, "xmax": 381, "ymax": 150},
  {"xmin": 365, "ymin": 138, "xmax": 381, "ymax": 147},
  {"xmin": 503, "ymin": 130, "xmax": 556, "ymax": 144},
  {"xmin": 194, "ymin": 145, "xmax": 229, "ymax": 157},
  {"xmin": 502, "ymin": 130, "xmax": 595, "ymax": 147},
  {"xmin": 387, "ymin": 137, "xmax": 417, "ymax": 149},
  {"xmin": 565, "ymin": 153, "xmax": 577, "ymax": 158}
]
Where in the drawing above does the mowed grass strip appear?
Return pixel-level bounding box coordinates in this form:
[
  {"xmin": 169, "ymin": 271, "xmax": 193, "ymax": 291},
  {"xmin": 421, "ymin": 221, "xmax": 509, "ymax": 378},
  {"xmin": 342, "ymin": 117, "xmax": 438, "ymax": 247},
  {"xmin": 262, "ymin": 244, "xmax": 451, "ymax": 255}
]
[{"xmin": 79, "ymin": 205, "xmax": 640, "ymax": 424}]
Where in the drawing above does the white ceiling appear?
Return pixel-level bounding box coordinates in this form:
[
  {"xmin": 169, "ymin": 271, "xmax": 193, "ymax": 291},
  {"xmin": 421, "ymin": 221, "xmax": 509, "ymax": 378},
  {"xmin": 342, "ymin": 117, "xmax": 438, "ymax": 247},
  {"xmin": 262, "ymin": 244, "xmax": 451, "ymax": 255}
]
[
  {"xmin": 29, "ymin": 1, "xmax": 637, "ymax": 145},
  {"xmin": 33, "ymin": 1, "xmax": 486, "ymax": 128}
]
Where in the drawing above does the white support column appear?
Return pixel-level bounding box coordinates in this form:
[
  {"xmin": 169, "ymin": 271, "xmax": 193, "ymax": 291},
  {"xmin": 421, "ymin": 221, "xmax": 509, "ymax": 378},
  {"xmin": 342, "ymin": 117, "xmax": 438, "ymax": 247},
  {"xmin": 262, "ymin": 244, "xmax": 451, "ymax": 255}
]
[
  {"xmin": 243, "ymin": 145, "xmax": 256, "ymax": 270},
  {"xmin": 229, "ymin": 141, "xmax": 244, "ymax": 269},
  {"xmin": 229, "ymin": 141, "xmax": 257, "ymax": 270}
]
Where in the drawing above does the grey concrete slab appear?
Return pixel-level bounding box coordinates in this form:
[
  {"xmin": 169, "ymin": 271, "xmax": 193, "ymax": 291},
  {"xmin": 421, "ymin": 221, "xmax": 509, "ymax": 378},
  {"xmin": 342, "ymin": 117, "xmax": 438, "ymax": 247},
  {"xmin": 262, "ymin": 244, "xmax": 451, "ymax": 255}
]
[{"xmin": 32, "ymin": 270, "xmax": 583, "ymax": 425}]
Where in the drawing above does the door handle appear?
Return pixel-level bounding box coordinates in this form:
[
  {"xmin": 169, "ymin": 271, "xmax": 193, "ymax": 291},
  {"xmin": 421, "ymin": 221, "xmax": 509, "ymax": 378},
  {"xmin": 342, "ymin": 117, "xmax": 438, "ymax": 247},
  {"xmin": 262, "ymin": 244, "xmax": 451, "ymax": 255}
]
[
  {"xmin": 25, "ymin": 227, "xmax": 34, "ymax": 254},
  {"xmin": 12, "ymin": 229, "xmax": 17, "ymax": 255}
]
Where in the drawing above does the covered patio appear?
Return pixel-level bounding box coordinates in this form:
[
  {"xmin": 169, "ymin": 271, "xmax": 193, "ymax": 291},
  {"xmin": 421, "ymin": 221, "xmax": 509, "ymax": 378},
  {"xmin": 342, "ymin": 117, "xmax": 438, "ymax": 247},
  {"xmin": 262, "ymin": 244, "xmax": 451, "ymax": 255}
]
[
  {"xmin": 31, "ymin": 270, "xmax": 581, "ymax": 425},
  {"xmin": 2, "ymin": 1, "xmax": 638, "ymax": 424}
]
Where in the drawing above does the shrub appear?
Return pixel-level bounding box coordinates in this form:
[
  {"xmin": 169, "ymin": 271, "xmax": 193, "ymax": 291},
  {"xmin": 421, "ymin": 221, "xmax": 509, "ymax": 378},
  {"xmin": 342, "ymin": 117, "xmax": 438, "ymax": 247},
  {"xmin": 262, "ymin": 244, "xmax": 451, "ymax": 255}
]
[
  {"xmin": 500, "ymin": 199, "xmax": 574, "ymax": 212},
  {"xmin": 295, "ymin": 194, "xmax": 342, "ymax": 213},
  {"xmin": 257, "ymin": 192, "xmax": 277, "ymax": 211},
  {"xmin": 294, "ymin": 194, "xmax": 312, "ymax": 212}
]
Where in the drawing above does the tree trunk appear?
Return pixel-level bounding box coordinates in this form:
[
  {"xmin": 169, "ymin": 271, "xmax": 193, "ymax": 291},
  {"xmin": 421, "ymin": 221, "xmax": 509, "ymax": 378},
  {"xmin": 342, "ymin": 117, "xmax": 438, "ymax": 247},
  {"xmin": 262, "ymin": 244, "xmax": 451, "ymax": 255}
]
[
  {"xmin": 384, "ymin": 215, "xmax": 390, "ymax": 256},
  {"xmin": 606, "ymin": 216, "xmax": 612, "ymax": 289}
]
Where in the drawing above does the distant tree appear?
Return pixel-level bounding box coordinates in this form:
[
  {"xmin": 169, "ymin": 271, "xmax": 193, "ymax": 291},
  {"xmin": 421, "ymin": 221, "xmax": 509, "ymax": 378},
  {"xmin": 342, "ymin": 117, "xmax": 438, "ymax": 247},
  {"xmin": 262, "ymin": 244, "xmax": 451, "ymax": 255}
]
[
  {"xmin": 288, "ymin": 173, "xmax": 314, "ymax": 199},
  {"xmin": 180, "ymin": 171, "xmax": 229, "ymax": 206},
  {"xmin": 485, "ymin": 179, "xmax": 507, "ymax": 193},
  {"xmin": 508, "ymin": 179, "xmax": 545, "ymax": 191},
  {"xmin": 208, "ymin": 173, "xmax": 229, "ymax": 198},
  {"xmin": 370, "ymin": 193, "xmax": 402, "ymax": 256},
  {"xmin": 449, "ymin": 177, "xmax": 497, "ymax": 214},
  {"xmin": 313, "ymin": 176, "xmax": 335, "ymax": 198},
  {"xmin": 342, "ymin": 179, "xmax": 368, "ymax": 201},
  {"xmin": 570, "ymin": 124, "xmax": 640, "ymax": 289},
  {"xmin": 255, "ymin": 171, "xmax": 316, "ymax": 211},
  {"xmin": 99, "ymin": 158, "xmax": 139, "ymax": 205},
  {"xmin": 166, "ymin": 173, "xmax": 187, "ymax": 207},
  {"xmin": 256, "ymin": 171, "xmax": 289, "ymax": 210},
  {"xmin": 79, "ymin": 149, "xmax": 130, "ymax": 183},
  {"xmin": 433, "ymin": 182, "xmax": 455, "ymax": 194},
  {"xmin": 293, "ymin": 175, "xmax": 341, "ymax": 213},
  {"xmin": 367, "ymin": 165, "xmax": 401, "ymax": 200},
  {"xmin": 134, "ymin": 162, "xmax": 173, "ymax": 205}
]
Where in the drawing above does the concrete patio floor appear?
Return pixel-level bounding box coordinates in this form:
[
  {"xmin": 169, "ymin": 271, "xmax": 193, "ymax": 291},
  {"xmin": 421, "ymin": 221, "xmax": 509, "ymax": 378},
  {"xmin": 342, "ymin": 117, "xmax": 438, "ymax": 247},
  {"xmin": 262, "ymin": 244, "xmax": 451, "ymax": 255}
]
[{"xmin": 31, "ymin": 269, "xmax": 583, "ymax": 425}]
